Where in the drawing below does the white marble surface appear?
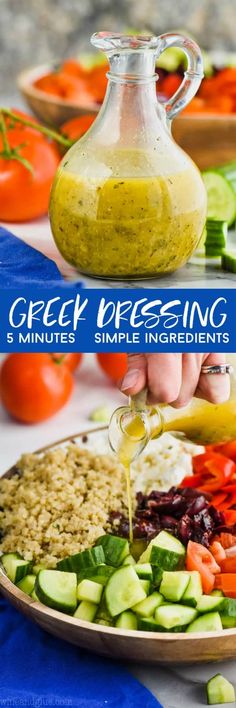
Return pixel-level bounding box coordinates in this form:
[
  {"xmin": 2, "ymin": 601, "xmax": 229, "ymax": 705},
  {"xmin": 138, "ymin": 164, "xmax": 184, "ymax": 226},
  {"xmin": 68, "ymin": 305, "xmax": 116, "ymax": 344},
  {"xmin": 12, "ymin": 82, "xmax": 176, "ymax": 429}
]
[
  {"xmin": 3, "ymin": 216, "xmax": 236, "ymax": 290},
  {"xmin": 0, "ymin": 354, "xmax": 236, "ymax": 708}
]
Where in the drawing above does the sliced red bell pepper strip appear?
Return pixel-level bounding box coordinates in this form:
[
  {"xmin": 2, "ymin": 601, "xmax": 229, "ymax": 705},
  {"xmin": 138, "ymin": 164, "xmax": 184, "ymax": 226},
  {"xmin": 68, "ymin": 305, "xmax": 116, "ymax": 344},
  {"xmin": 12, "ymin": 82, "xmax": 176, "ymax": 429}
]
[
  {"xmin": 180, "ymin": 474, "xmax": 202, "ymax": 488},
  {"xmin": 220, "ymin": 557, "xmax": 236, "ymax": 573},
  {"xmin": 223, "ymin": 510, "xmax": 236, "ymax": 525},
  {"xmin": 193, "ymin": 454, "xmax": 236, "ymax": 492},
  {"xmin": 211, "ymin": 440, "xmax": 236, "ymax": 462}
]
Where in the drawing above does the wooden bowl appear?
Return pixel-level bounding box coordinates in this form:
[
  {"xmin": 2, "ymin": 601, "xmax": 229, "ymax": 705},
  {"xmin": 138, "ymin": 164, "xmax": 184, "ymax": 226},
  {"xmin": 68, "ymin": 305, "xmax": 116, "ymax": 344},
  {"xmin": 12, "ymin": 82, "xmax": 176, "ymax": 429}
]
[{"xmin": 1, "ymin": 427, "xmax": 236, "ymax": 665}]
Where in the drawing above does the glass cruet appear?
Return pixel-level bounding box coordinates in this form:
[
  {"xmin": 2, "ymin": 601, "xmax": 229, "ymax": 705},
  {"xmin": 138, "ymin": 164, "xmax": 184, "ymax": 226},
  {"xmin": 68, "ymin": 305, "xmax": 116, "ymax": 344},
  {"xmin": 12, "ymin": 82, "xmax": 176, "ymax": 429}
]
[
  {"xmin": 108, "ymin": 357, "xmax": 236, "ymax": 463},
  {"xmin": 50, "ymin": 32, "xmax": 207, "ymax": 280}
]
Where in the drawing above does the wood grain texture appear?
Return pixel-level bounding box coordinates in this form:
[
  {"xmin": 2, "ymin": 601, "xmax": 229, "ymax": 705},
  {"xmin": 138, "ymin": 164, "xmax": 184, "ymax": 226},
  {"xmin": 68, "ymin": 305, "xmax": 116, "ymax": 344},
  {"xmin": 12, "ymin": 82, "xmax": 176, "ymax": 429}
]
[{"xmin": 1, "ymin": 428, "xmax": 236, "ymax": 665}]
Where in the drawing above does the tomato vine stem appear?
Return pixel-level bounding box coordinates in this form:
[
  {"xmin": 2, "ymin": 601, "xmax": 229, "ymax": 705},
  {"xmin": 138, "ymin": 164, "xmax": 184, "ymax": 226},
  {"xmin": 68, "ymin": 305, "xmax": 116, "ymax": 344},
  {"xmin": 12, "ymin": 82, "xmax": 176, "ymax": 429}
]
[{"xmin": 1, "ymin": 108, "xmax": 73, "ymax": 149}]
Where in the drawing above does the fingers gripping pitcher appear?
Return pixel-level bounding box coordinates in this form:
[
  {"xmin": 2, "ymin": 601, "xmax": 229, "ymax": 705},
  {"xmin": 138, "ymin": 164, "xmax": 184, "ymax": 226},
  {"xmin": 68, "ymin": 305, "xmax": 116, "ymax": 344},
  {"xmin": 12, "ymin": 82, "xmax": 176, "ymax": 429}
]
[{"xmin": 50, "ymin": 32, "xmax": 207, "ymax": 278}]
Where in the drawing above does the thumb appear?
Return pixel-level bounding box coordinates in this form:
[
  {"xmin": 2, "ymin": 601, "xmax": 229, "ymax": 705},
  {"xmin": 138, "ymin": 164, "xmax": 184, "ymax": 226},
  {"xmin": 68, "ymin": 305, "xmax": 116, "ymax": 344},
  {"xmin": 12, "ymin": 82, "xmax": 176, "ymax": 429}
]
[{"xmin": 120, "ymin": 353, "xmax": 147, "ymax": 396}]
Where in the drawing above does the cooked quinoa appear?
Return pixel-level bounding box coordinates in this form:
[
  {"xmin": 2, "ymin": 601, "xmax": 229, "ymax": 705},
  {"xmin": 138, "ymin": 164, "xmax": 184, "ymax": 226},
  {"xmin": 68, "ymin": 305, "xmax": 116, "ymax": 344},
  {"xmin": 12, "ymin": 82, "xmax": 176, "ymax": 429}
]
[{"xmin": 0, "ymin": 445, "xmax": 128, "ymax": 568}]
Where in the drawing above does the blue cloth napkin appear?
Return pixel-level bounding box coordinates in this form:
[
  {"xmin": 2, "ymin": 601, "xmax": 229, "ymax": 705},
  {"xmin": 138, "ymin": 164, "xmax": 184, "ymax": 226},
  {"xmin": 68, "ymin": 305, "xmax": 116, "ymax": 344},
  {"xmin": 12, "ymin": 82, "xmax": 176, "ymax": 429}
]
[
  {"xmin": 0, "ymin": 597, "xmax": 162, "ymax": 707},
  {"xmin": 0, "ymin": 226, "xmax": 81, "ymax": 287}
]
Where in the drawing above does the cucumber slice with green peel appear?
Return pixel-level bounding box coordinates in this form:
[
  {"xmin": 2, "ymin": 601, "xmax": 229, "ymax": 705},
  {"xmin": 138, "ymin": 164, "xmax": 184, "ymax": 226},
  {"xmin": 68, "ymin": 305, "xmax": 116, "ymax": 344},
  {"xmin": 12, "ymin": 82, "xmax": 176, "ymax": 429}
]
[
  {"xmin": 31, "ymin": 588, "xmax": 40, "ymax": 602},
  {"xmin": 221, "ymin": 250, "xmax": 236, "ymax": 273},
  {"xmin": 131, "ymin": 539, "xmax": 147, "ymax": 561},
  {"xmin": 206, "ymin": 674, "xmax": 235, "ymax": 705},
  {"xmin": 35, "ymin": 570, "xmax": 77, "ymax": 614},
  {"xmin": 138, "ymin": 617, "xmax": 160, "ymax": 632},
  {"xmin": 134, "ymin": 563, "xmax": 153, "ymax": 580},
  {"xmin": 77, "ymin": 579, "xmax": 103, "ymax": 604},
  {"xmin": 17, "ymin": 574, "xmax": 36, "ymax": 596},
  {"xmin": 197, "ymin": 595, "xmax": 224, "ymax": 613},
  {"xmin": 182, "ymin": 571, "xmax": 202, "ymax": 607},
  {"xmin": 160, "ymin": 571, "xmax": 190, "ymax": 602},
  {"xmin": 155, "ymin": 604, "xmax": 197, "ymax": 630},
  {"xmin": 139, "ymin": 579, "xmax": 150, "ymax": 594},
  {"xmin": 211, "ymin": 589, "xmax": 224, "ymax": 597},
  {"xmin": 32, "ymin": 564, "xmax": 45, "ymax": 575},
  {"xmin": 186, "ymin": 612, "xmax": 222, "ymax": 633},
  {"xmin": 95, "ymin": 535, "xmax": 129, "ymax": 567},
  {"xmin": 221, "ymin": 615, "xmax": 236, "ymax": 629},
  {"xmin": 152, "ymin": 567, "xmax": 163, "ymax": 587},
  {"xmin": 77, "ymin": 564, "xmax": 114, "ymax": 586},
  {"xmin": 217, "ymin": 161, "xmax": 236, "ymax": 194},
  {"xmin": 220, "ymin": 597, "xmax": 236, "ymax": 617},
  {"xmin": 96, "ymin": 619, "xmax": 112, "ymax": 626},
  {"xmin": 74, "ymin": 600, "xmax": 97, "ymax": 622},
  {"xmin": 123, "ymin": 554, "xmax": 136, "ymax": 566},
  {"xmin": 105, "ymin": 566, "xmax": 146, "ymax": 617},
  {"xmin": 202, "ymin": 171, "xmax": 236, "ymax": 226},
  {"xmin": 96, "ymin": 595, "xmax": 112, "ymax": 623},
  {"xmin": 115, "ymin": 611, "xmax": 137, "ymax": 630},
  {"xmin": 1, "ymin": 553, "xmax": 32, "ymax": 584},
  {"xmin": 57, "ymin": 546, "xmax": 105, "ymax": 572},
  {"xmin": 146, "ymin": 531, "xmax": 185, "ymax": 570},
  {"xmin": 133, "ymin": 592, "xmax": 163, "ymax": 618}
]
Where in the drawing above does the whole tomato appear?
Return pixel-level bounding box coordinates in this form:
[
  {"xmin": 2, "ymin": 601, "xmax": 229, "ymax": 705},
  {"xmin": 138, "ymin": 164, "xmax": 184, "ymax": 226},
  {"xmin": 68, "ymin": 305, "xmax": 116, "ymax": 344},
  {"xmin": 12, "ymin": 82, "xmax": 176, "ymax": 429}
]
[
  {"xmin": 0, "ymin": 353, "xmax": 74, "ymax": 423},
  {"xmin": 52, "ymin": 353, "xmax": 83, "ymax": 372},
  {"xmin": 61, "ymin": 114, "xmax": 96, "ymax": 141},
  {"xmin": 96, "ymin": 353, "xmax": 127, "ymax": 384},
  {"xmin": 0, "ymin": 110, "xmax": 60, "ymax": 222}
]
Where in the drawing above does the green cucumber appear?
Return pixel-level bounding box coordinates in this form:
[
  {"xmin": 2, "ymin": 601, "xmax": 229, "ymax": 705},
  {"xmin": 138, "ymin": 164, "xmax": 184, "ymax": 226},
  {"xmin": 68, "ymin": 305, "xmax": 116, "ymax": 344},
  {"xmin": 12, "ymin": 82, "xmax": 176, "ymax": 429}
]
[
  {"xmin": 74, "ymin": 600, "xmax": 97, "ymax": 622},
  {"xmin": 159, "ymin": 571, "xmax": 190, "ymax": 602},
  {"xmin": 123, "ymin": 554, "xmax": 136, "ymax": 566},
  {"xmin": 139, "ymin": 579, "xmax": 150, "ymax": 594},
  {"xmin": 206, "ymin": 674, "xmax": 235, "ymax": 705},
  {"xmin": 31, "ymin": 588, "xmax": 40, "ymax": 601},
  {"xmin": 96, "ymin": 595, "xmax": 112, "ymax": 623},
  {"xmin": 32, "ymin": 564, "xmax": 45, "ymax": 575},
  {"xmin": 96, "ymin": 619, "xmax": 112, "ymax": 626},
  {"xmin": 211, "ymin": 589, "xmax": 224, "ymax": 597},
  {"xmin": 77, "ymin": 564, "xmax": 114, "ymax": 586},
  {"xmin": 77, "ymin": 579, "xmax": 103, "ymax": 604},
  {"xmin": 152, "ymin": 567, "xmax": 163, "ymax": 587},
  {"xmin": 134, "ymin": 563, "xmax": 153, "ymax": 580},
  {"xmin": 197, "ymin": 595, "xmax": 224, "ymax": 613},
  {"xmin": 155, "ymin": 604, "xmax": 197, "ymax": 630},
  {"xmin": 1, "ymin": 553, "xmax": 32, "ymax": 584},
  {"xmin": 138, "ymin": 617, "xmax": 160, "ymax": 632},
  {"xmin": 202, "ymin": 171, "xmax": 236, "ymax": 226},
  {"xmin": 221, "ymin": 249, "xmax": 236, "ymax": 273},
  {"xmin": 186, "ymin": 611, "xmax": 222, "ymax": 633},
  {"xmin": 217, "ymin": 161, "xmax": 236, "ymax": 194},
  {"xmin": 133, "ymin": 591, "xmax": 163, "ymax": 617},
  {"xmin": 95, "ymin": 535, "xmax": 129, "ymax": 567},
  {"xmin": 221, "ymin": 615, "xmax": 236, "ymax": 629},
  {"xmin": 105, "ymin": 566, "xmax": 146, "ymax": 617},
  {"xmin": 220, "ymin": 597, "xmax": 236, "ymax": 618},
  {"xmin": 147, "ymin": 531, "xmax": 185, "ymax": 570},
  {"xmin": 182, "ymin": 571, "xmax": 202, "ymax": 607},
  {"xmin": 35, "ymin": 570, "xmax": 77, "ymax": 614},
  {"xmin": 17, "ymin": 574, "xmax": 36, "ymax": 596},
  {"xmin": 115, "ymin": 611, "xmax": 137, "ymax": 630},
  {"xmin": 57, "ymin": 546, "xmax": 105, "ymax": 572},
  {"xmin": 205, "ymin": 219, "xmax": 228, "ymax": 257}
]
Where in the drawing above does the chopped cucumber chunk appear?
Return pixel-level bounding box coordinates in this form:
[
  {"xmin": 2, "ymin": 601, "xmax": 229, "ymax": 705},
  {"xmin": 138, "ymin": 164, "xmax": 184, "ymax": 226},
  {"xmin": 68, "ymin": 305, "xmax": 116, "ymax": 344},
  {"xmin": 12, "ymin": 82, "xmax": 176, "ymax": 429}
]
[
  {"xmin": 115, "ymin": 611, "xmax": 137, "ymax": 630},
  {"xmin": 220, "ymin": 597, "xmax": 236, "ymax": 618},
  {"xmin": 197, "ymin": 595, "xmax": 224, "ymax": 613},
  {"xmin": 155, "ymin": 604, "xmax": 197, "ymax": 629},
  {"xmin": 202, "ymin": 171, "xmax": 236, "ymax": 226},
  {"xmin": 32, "ymin": 564, "xmax": 45, "ymax": 575},
  {"xmin": 160, "ymin": 571, "xmax": 190, "ymax": 602},
  {"xmin": 1, "ymin": 552, "xmax": 32, "ymax": 584},
  {"xmin": 95, "ymin": 535, "xmax": 129, "ymax": 567},
  {"xmin": 211, "ymin": 590, "xmax": 224, "ymax": 597},
  {"xmin": 139, "ymin": 579, "xmax": 150, "ymax": 594},
  {"xmin": 206, "ymin": 673, "xmax": 235, "ymax": 705},
  {"xmin": 133, "ymin": 592, "xmax": 163, "ymax": 618},
  {"xmin": 221, "ymin": 615, "xmax": 236, "ymax": 629},
  {"xmin": 105, "ymin": 566, "xmax": 146, "ymax": 617},
  {"xmin": 77, "ymin": 579, "xmax": 103, "ymax": 604},
  {"xmin": 123, "ymin": 554, "xmax": 136, "ymax": 566},
  {"xmin": 77, "ymin": 564, "xmax": 114, "ymax": 586},
  {"xmin": 222, "ymin": 249, "xmax": 236, "ymax": 273},
  {"xmin": 186, "ymin": 612, "xmax": 222, "ymax": 633},
  {"xmin": 31, "ymin": 588, "xmax": 40, "ymax": 602},
  {"xmin": 182, "ymin": 571, "xmax": 202, "ymax": 607},
  {"xmin": 57, "ymin": 546, "xmax": 105, "ymax": 572},
  {"xmin": 35, "ymin": 570, "xmax": 77, "ymax": 614},
  {"xmin": 74, "ymin": 600, "xmax": 97, "ymax": 622},
  {"xmin": 135, "ymin": 563, "xmax": 153, "ymax": 579},
  {"xmin": 17, "ymin": 574, "xmax": 36, "ymax": 596},
  {"xmin": 138, "ymin": 617, "xmax": 160, "ymax": 632},
  {"xmin": 96, "ymin": 595, "xmax": 112, "ymax": 623},
  {"xmin": 144, "ymin": 531, "xmax": 185, "ymax": 570}
]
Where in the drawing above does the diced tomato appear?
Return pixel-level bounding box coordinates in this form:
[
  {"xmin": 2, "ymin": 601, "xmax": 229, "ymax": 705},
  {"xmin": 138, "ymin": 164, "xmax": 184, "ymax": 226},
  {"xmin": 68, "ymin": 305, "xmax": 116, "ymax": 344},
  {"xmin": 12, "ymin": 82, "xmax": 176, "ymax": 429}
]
[
  {"xmin": 220, "ymin": 557, "xmax": 236, "ymax": 573},
  {"xmin": 223, "ymin": 510, "xmax": 236, "ymax": 525},
  {"xmin": 186, "ymin": 540, "xmax": 220, "ymax": 594},
  {"xmin": 216, "ymin": 533, "xmax": 236, "ymax": 550},
  {"xmin": 210, "ymin": 541, "xmax": 226, "ymax": 564},
  {"xmin": 210, "ymin": 491, "xmax": 228, "ymax": 508},
  {"xmin": 214, "ymin": 573, "xmax": 236, "ymax": 596}
]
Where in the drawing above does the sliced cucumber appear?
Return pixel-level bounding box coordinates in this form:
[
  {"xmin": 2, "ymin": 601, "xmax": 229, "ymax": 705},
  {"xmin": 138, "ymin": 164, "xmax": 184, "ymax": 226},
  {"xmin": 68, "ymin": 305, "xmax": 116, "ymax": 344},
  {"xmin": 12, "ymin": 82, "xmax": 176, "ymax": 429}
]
[
  {"xmin": 96, "ymin": 595, "xmax": 112, "ymax": 623},
  {"xmin": 152, "ymin": 567, "xmax": 163, "ymax": 587},
  {"xmin": 160, "ymin": 571, "xmax": 190, "ymax": 602},
  {"xmin": 197, "ymin": 595, "xmax": 224, "ymax": 613},
  {"xmin": 123, "ymin": 554, "xmax": 136, "ymax": 566},
  {"xmin": 74, "ymin": 600, "xmax": 97, "ymax": 622},
  {"xmin": 77, "ymin": 579, "xmax": 103, "ymax": 604},
  {"xmin": 155, "ymin": 604, "xmax": 197, "ymax": 630},
  {"xmin": 186, "ymin": 612, "xmax": 222, "ymax": 633},
  {"xmin": 77, "ymin": 564, "xmax": 114, "ymax": 586},
  {"xmin": 138, "ymin": 617, "xmax": 160, "ymax": 632},
  {"xmin": 1, "ymin": 553, "xmax": 32, "ymax": 584},
  {"xmin": 35, "ymin": 570, "xmax": 77, "ymax": 614},
  {"xmin": 222, "ymin": 249, "xmax": 236, "ymax": 273},
  {"xmin": 205, "ymin": 219, "xmax": 228, "ymax": 257},
  {"xmin": 220, "ymin": 597, "xmax": 236, "ymax": 618},
  {"xmin": 17, "ymin": 574, "xmax": 36, "ymax": 596},
  {"xmin": 145, "ymin": 531, "xmax": 185, "ymax": 570},
  {"xmin": 135, "ymin": 563, "xmax": 153, "ymax": 580},
  {"xmin": 182, "ymin": 571, "xmax": 202, "ymax": 607},
  {"xmin": 139, "ymin": 579, "xmax": 150, "ymax": 594},
  {"xmin": 32, "ymin": 564, "xmax": 45, "ymax": 575},
  {"xmin": 133, "ymin": 591, "xmax": 163, "ymax": 618},
  {"xmin": 206, "ymin": 673, "xmax": 235, "ymax": 705},
  {"xmin": 217, "ymin": 161, "xmax": 236, "ymax": 195},
  {"xmin": 211, "ymin": 589, "xmax": 224, "ymax": 597},
  {"xmin": 202, "ymin": 171, "xmax": 236, "ymax": 226},
  {"xmin": 95, "ymin": 535, "xmax": 129, "ymax": 567},
  {"xmin": 31, "ymin": 588, "xmax": 40, "ymax": 602},
  {"xmin": 105, "ymin": 566, "xmax": 146, "ymax": 617},
  {"xmin": 221, "ymin": 615, "xmax": 236, "ymax": 629},
  {"xmin": 115, "ymin": 611, "xmax": 137, "ymax": 630},
  {"xmin": 57, "ymin": 546, "xmax": 105, "ymax": 572},
  {"xmin": 96, "ymin": 619, "xmax": 112, "ymax": 626}
]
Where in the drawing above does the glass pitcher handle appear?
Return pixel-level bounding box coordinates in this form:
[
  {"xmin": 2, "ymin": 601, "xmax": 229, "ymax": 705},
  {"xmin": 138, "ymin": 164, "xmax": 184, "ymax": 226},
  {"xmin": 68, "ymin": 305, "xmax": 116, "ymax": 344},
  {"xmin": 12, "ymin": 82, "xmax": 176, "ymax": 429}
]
[{"xmin": 157, "ymin": 33, "xmax": 203, "ymax": 120}]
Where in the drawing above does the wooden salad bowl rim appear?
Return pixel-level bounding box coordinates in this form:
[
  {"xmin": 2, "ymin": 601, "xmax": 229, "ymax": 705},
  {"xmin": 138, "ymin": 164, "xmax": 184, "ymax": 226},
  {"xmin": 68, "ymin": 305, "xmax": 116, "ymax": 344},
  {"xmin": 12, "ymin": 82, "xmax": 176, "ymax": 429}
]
[{"xmin": 1, "ymin": 426, "xmax": 236, "ymax": 664}]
